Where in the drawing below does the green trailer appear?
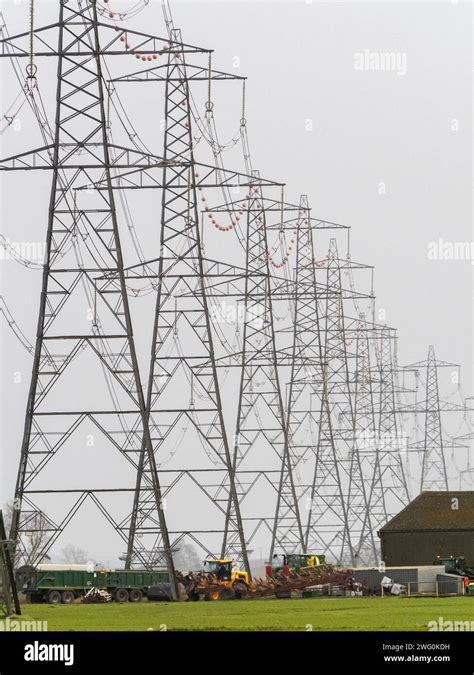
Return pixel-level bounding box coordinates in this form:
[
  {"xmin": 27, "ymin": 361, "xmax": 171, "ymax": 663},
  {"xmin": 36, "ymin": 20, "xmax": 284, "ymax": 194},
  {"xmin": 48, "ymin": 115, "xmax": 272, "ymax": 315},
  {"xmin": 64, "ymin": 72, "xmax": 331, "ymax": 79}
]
[{"xmin": 16, "ymin": 566, "xmax": 170, "ymax": 604}]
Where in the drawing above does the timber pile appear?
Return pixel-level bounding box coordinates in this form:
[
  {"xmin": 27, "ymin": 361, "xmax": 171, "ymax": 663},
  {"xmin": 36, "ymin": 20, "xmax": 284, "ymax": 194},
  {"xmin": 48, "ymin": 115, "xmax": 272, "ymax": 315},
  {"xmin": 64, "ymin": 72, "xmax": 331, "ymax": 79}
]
[{"xmin": 82, "ymin": 587, "xmax": 112, "ymax": 603}]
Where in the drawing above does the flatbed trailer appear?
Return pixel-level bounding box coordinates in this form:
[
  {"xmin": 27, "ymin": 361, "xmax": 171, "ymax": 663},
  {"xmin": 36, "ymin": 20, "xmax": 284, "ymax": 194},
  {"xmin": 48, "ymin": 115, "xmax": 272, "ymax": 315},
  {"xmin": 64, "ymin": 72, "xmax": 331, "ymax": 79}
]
[{"xmin": 16, "ymin": 565, "xmax": 169, "ymax": 604}]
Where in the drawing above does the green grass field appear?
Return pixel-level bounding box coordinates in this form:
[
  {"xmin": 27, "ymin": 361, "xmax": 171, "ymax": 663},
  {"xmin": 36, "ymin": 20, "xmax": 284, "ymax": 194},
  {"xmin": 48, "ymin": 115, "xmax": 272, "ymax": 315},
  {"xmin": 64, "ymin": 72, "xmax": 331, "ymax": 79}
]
[{"xmin": 19, "ymin": 596, "xmax": 474, "ymax": 632}]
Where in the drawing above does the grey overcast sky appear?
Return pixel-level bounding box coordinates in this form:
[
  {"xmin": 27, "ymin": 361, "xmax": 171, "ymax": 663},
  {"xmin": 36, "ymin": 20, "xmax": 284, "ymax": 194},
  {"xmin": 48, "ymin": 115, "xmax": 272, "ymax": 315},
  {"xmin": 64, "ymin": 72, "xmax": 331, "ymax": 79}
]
[{"xmin": 0, "ymin": 1, "xmax": 472, "ymax": 563}]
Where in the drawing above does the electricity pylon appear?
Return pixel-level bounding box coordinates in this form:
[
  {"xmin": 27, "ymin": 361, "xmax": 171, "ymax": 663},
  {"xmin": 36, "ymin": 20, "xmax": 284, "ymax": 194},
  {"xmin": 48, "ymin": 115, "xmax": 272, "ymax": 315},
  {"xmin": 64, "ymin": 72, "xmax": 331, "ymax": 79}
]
[
  {"xmin": 1, "ymin": 0, "xmax": 179, "ymax": 595},
  {"xmin": 116, "ymin": 30, "xmax": 281, "ymax": 573},
  {"xmin": 405, "ymin": 346, "xmax": 467, "ymax": 492},
  {"xmin": 219, "ymin": 174, "xmax": 303, "ymax": 561}
]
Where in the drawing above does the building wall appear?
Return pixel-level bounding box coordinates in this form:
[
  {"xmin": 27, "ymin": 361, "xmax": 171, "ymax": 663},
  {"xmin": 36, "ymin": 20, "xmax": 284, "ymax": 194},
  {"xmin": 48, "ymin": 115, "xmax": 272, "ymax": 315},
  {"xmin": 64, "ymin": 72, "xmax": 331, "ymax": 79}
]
[
  {"xmin": 352, "ymin": 565, "xmax": 443, "ymax": 593},
  {"xmin": 436, "ymin": 574, "xmax": 464, "ymax": 595},
  {"xmin": 380, "ymin": 530, "xmax": 474, "ymax": 566},
  {"xmin": 352, "ymin": 567, "xmax": 417, "ymax": 593}
]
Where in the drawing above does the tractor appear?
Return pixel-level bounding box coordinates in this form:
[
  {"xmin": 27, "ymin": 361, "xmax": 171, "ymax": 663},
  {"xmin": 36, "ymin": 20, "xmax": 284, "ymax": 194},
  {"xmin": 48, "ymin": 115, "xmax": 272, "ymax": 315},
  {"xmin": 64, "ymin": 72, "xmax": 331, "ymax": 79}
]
[
  {"xmin": 434, "ymin": 556, "xmax": 474, "ymax": 594},
  {"xmin": 203, "ymin": 559, "xmax": 249, "ymax": 593},
  {"xmin": 267, "ymin": 553, "xmax": 326, "ymax": 578}
]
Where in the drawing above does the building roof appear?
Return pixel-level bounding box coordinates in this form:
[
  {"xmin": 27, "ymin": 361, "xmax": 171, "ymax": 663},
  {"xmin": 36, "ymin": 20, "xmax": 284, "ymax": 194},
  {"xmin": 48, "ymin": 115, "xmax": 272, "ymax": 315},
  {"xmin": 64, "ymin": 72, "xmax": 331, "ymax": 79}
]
[{"xmin": 379, "ymin": 491, "xmax": 474, "ymax": 533}]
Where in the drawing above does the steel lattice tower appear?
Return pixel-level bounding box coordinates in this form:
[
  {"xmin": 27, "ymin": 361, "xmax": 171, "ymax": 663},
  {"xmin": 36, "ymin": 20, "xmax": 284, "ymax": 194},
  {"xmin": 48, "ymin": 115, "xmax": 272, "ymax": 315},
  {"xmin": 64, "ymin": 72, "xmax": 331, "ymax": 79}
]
[
  {"xmin": 0, "ymin": 0, "xmax": 186, "ymax": 594},
  {"xmin": 367, "ymin": 327, "xmax": 410, "ymax": 532},
  {"xmin": 271, "ymin": 204, "xmax": 352, "ymax": 563},
  {"xmin": 404, "ymin": 347, "xmax": 468, "ymax": 493},
  {"xmin": 222, "ymin": 175, "xmax": 303, "ymax": 561},
  {"xmin": 270, "ymin": 197, "xmax": 321, "ymax": 554},
  {"xmin": 304, "ymin": 238, "xmax": 361, "ymax": 564},
  {"xmin": 421, "ymin": 345, "xmax": 448, "ymax": 490},
  {"xmin": 347, "ymin": 322, "xmax": 410, "ymax": 562},
  {"xmin": 121, "ymin": 28, "xmax": 263, "ymax": 574},
  {"xmin": 348, "ymin": 313, "xmax": 378, "ymax": 563},
  {"xmin": 61, "ymin": 9, "xmax": 284, "ymax": 571}
]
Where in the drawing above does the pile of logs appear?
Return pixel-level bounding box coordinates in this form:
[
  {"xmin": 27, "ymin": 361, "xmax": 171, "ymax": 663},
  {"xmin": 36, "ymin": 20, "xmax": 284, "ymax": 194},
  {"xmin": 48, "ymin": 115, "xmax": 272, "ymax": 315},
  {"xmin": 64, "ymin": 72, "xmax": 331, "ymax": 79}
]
[{"xmin": 82, "ymin": 587, "xmax": 112, "ymax": 604}]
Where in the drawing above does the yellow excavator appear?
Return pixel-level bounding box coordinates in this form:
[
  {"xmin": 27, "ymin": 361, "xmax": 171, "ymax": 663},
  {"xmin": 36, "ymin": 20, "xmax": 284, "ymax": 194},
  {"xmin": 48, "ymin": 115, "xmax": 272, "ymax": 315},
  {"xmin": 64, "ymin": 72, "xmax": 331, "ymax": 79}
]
[{"xmin": 203, "ymin": 559, "xmax": 249, "ymax": 591}]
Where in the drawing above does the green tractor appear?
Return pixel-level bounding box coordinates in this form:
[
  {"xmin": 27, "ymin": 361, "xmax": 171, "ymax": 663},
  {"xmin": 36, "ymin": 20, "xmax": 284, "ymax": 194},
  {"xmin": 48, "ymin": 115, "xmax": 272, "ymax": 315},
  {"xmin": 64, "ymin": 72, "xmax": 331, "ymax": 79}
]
[
  {"xmin": 434, "ymin": 556, "xmax": 474, "ymax": 594},
  {"xmin": 267, "ymin": 553, "xmax": 326, "ymax": 577}
]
